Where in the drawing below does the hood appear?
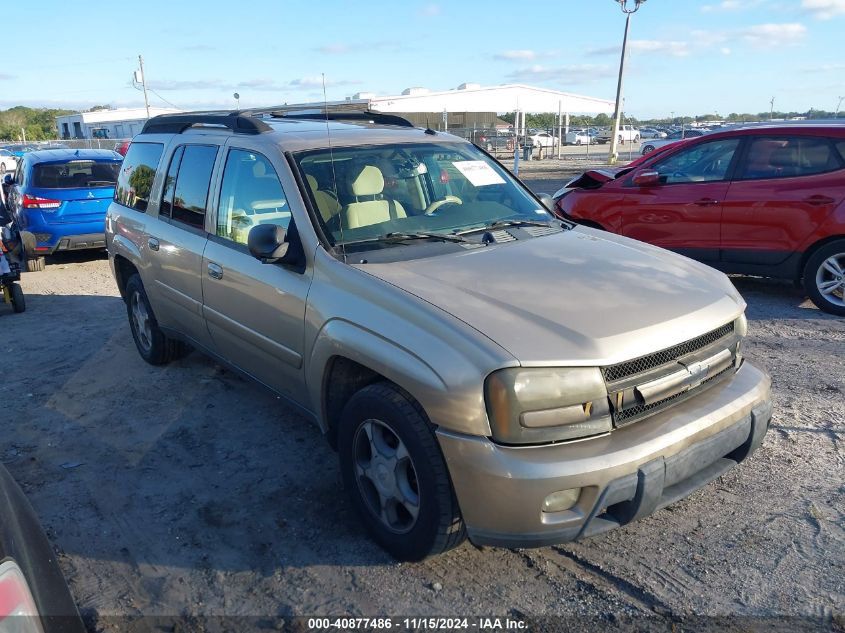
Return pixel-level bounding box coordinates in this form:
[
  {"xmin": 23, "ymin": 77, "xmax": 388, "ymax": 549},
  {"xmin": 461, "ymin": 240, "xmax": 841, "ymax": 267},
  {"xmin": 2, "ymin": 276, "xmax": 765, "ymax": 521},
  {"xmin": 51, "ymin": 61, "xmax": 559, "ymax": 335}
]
[{"xmin": 355, "ymin": 228, "xmax": 744, "ymax": 366}]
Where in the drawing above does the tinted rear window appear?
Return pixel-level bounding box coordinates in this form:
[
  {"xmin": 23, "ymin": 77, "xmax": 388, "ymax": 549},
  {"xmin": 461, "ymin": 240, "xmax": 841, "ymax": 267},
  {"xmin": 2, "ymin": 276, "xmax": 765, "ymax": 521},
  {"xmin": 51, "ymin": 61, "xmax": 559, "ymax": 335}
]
[
  {"xmin": 33, "ymin": 160, "xmax": 120, "ymax": 189},
  {"xmin": 115, "ymin": 142, "xmax": 164, "ymax": 212}
]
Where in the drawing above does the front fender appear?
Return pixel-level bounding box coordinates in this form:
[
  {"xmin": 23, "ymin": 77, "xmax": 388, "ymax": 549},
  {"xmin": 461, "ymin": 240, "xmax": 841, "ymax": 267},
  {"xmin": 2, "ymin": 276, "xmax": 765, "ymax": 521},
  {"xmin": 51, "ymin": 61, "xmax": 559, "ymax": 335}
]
[{"xmin": 307, "ymin": 318, "xmax": 492, "ymax": 437}]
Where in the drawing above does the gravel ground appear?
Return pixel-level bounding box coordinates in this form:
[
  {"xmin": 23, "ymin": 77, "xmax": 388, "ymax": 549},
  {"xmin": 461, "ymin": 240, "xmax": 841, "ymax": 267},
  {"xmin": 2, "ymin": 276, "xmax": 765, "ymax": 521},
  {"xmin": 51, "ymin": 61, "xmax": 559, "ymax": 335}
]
[{"xmin": 1, "ymin": 169, "xmax": 843, "ymax": 631}]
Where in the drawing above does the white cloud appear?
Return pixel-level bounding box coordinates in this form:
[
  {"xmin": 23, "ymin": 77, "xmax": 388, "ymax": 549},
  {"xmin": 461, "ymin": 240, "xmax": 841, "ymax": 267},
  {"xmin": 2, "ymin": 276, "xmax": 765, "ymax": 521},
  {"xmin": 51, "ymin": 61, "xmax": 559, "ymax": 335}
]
[
  {"xmin": 801, "ymin": 0, "xmax": 845, "ymax": 19},
  {"xmin": 505, "ymin": 64, "xmax": 615, "ymax": 84},
  {"xmin": 419, "ymin": 3, "xmax": 441, "ymax": 16},
  {"xmin": 288, "ymin": 76, "xmax": 362, "ymax": 90},
  {"xmin": 737, "ymin": 22, "xmax": 807, "ymax": 46},
  {"xmin": 701, "ymin": 0, "xmax": 766, "ymax": 11},
  {"xmin": 721, "ymin": 47, "xmax": 733, "ymax": 55},
  {"xmin": 494, "ymin": 50, "xmax": 537, "ymax": 61},
  {"xmin": 149, "ymin": 79, "xmax": 224, "ymax": 91}
]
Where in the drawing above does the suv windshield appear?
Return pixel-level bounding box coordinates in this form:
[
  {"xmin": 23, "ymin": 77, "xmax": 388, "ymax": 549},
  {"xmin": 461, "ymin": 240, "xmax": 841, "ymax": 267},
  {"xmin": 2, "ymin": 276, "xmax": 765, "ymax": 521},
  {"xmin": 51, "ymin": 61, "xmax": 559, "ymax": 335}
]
[{"xmin": 295, "ymin": 142, "xmax": 552, "ymax": 248}]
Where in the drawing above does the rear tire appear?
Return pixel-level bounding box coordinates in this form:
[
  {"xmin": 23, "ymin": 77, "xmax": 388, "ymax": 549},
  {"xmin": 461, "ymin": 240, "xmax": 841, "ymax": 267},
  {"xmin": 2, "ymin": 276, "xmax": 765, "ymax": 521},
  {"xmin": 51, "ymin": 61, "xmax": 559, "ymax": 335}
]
[
  {"xmin": 10, "ymin": 283, "xmax": 25, "ymax": 313},
  {"xmin": 803, "ymin": 240, "xmax": 845, "ymax": 316},
  {"xmin": 338, "ymin": 382, "xmax": 466, "ymax": 561},
  {"xmin": 26, "ymin": 257, "xmax": 45, "ymax": 272},
  {"xmin": 125, "ymin": 274, "xmax": 191, "ymax": 364}
]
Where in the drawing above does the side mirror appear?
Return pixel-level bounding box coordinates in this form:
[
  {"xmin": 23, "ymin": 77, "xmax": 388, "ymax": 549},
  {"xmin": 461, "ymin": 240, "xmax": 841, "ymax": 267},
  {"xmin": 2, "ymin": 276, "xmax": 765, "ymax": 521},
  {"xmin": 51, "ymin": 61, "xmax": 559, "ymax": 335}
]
[
  {"xmin": 3, "ymin": 175, "xmax": 12, "ymax": 185},
  {"xmin": 537, "ymin": 193, "xmax": 555, "ymax": 211},
  {"xmin": 632, "ymin": 170, "xmax": 660, "ymax": 187},
  {"xmin": 248, "ymin": 223, "xmax": 289, "ymax": 263}
]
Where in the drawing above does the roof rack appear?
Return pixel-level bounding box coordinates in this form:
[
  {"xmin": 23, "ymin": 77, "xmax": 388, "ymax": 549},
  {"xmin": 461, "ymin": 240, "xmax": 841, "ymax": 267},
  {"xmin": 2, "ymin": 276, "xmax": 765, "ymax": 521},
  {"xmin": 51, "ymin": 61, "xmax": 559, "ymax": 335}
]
[
  {"xmin": 237, "ymin": 104, "xmax": 415, "ymax": 128},
  {"xmin": 141, "ymin": 112, "xmax": 272, "ymax": 135}
]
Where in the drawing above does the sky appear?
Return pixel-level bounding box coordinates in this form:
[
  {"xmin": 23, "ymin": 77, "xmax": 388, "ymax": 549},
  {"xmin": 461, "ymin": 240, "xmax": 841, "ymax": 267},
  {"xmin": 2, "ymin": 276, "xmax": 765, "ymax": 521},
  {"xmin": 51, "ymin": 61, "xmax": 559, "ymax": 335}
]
[{"xmin": 1, "ymin": 0, "xmax": 844, "ymax": 119}]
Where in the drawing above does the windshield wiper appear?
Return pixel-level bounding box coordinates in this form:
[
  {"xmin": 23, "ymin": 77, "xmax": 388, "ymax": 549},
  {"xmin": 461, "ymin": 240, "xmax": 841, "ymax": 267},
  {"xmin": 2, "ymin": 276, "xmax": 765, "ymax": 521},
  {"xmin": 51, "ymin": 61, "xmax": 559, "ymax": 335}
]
[
  {"xmin": 485, "ymin": 219, "xmax": 554, "ymax": 230},
  {"xmin": 345, "ymin": 231, "xmax": 468, "ymax": 246}
]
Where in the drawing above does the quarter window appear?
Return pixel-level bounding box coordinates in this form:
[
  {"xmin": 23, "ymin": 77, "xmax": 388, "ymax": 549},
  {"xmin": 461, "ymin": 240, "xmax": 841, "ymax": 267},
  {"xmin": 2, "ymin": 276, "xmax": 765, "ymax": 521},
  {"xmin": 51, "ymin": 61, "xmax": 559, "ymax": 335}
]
[
  {"xmin": 739, "ymin": 136, "xmax": 844, "ymax": 180},
  {"xmin": 165, "ymin": 145, "xmax": 218, "ymax": 230},
  {"xmin": 651, "ymin": 139, "xmax": 740, "ymax": 184},
  {"xmin": 216, "ymin": 149, "xmax": 290, "ymax": 245},
  {"xmin": 114, "ymin": 142, "xmax": 163, "ymax": 212}
]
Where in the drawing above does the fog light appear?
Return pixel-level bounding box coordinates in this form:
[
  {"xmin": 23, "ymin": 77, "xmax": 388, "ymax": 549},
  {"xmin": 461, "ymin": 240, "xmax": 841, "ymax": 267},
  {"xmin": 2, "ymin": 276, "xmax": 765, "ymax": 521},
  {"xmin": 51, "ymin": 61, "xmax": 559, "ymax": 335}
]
[{"xmin": 542, "ymin": 488, "xmax": 581, "ymax": 513}]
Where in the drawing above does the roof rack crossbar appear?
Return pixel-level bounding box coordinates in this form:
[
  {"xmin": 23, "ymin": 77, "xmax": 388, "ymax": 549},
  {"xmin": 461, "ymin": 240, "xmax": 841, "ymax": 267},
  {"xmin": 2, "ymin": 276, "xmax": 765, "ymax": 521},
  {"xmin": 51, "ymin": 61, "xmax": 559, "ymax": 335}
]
[
  {"xmin": 270, "ymin": 110, "xmax": 414, "ymax": 128},
  {"xmin": 140, "ymin": 113, "xmax": 272, "ymax": 135}
]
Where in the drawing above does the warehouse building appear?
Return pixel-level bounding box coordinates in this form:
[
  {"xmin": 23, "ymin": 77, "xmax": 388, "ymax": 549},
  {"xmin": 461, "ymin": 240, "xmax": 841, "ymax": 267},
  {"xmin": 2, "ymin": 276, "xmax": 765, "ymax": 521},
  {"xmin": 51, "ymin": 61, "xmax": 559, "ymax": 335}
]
[{"xmin": 54, "ymin": 107, "xmax": 180, "ymax": 140}]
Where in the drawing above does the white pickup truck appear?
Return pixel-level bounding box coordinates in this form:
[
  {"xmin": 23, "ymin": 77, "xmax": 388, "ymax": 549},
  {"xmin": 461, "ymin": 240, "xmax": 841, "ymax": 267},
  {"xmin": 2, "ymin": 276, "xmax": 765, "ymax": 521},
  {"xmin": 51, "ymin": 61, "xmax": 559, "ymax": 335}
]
[{"xmin": 597, "ymin": 124, "xmax": 640, "ymax": 145}]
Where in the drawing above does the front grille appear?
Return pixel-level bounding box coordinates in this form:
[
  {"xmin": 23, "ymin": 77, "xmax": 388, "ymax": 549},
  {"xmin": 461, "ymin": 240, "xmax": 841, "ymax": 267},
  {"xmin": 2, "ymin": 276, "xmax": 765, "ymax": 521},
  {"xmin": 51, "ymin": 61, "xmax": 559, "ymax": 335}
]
[
  {"xmin": 603, "ymin": 321, "xmax": 735, "ymax": 383},
  {"xmin": 614, "ymin": 364, "xmax": 735, "ymax": 427}
]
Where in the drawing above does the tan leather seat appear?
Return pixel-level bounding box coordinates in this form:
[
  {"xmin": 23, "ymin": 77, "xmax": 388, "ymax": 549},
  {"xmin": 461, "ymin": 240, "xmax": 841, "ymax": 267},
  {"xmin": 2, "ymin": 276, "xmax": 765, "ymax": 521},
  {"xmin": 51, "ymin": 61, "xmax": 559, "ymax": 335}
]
[
  {"xmin": 306, "ymin": 174, "xmax": 341, "ymax": 223},
  {"xmin": 342, "ymin": 165, "xmax": 406, "ymax": 229}
]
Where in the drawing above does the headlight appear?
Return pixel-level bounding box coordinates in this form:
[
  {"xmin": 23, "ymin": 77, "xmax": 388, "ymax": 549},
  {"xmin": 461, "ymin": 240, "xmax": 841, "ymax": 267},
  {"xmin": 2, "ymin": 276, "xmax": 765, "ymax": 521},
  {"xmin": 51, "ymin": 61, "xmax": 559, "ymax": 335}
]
[
  {"xmin": 485, "ymin": 367, "xmax": 611, "ymax": 445},
  {"xmin": 736, "ymin": 312, "xmax": 748, "ymax": 338}
]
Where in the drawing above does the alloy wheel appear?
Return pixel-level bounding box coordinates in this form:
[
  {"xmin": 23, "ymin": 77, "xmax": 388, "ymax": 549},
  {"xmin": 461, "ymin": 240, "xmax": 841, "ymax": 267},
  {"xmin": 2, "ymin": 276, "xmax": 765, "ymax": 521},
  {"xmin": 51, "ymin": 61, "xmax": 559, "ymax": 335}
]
[
  {"xmin": 353, "ymin": 419, "xmax": 420, "ymax": 534},
  {"xmin": 130, "ymin": 290, "xmax": 153, "ymax": 352},
  {"xmin": 815, "ymin": 253, "xmax": 845, "ymax": 307}
]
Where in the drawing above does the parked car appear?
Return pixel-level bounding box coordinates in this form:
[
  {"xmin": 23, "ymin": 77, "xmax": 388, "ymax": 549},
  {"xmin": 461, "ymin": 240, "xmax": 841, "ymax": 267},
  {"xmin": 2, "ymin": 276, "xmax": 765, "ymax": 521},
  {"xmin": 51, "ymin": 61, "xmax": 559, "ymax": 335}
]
[
  {"xmin": 640, "ymin": 128, "xmax": 667, "ymax": 140},
  {"xmin": 641, "ymin": 128, "xmax": 707, "ymax": 154},
  {"xmin": 114, "ymin": 140, "xmax": 131, "ymax": 156},
  {"xmin": 564, "ymin": 130, "xmax": 592, "ymax": 146},
  {"xmin": 475, "ymin": 130, "xmax": 513, "ymax": 153},
  {"xmin": 3, "ymin": 148, "xmax": 123, "ymax": 271},
  {"xmin": 0, "ymin": 149, "xmax": 18, "ymax": 175},
  {"xmin": 107, "ymin": 110, "xmax": 771, "ymax": 561},
  {"xmin": 3, "ymin": 144, "xmax": 35, "ymax": 158},
  {"xmin": 0, "ymin": 461, "xmax": 86, "ymax": 632},
  {"xmin": 530, "ymin": 132, "xmax": 558, "ymax": 148},
  {"xmin": 557, "ymin": 124, "xmax": 845, "ymax": 315},
  {"xmin": 596, "ymin": 124, "xmax": 640, "ymax": 145}
]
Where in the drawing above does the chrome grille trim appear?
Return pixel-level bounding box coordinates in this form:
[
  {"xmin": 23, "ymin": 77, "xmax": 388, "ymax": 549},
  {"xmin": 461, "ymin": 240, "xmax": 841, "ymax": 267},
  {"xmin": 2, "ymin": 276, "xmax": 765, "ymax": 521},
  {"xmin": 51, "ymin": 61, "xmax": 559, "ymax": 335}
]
[
  {"xmin": 614, "ymin": 363, "xmax": 736, "ymax": 427},
  {"xmin": 603, "ymin": 321, "xmax": 735, "ymax": 383}
]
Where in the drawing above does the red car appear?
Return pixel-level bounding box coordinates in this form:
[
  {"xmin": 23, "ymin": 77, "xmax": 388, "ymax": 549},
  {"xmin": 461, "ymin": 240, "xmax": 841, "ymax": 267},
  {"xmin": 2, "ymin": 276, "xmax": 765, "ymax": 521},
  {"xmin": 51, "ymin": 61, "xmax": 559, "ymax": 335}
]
[{"xmin": 557, "ymin": 125, "xmax": 845, "ymax": 315}]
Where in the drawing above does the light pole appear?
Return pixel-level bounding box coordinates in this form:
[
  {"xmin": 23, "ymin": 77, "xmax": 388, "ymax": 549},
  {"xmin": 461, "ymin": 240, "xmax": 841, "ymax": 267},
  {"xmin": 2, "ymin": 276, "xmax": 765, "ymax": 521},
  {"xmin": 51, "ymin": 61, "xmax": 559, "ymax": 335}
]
[
  {"xmin": 836, "ymin": 96, "xmax": 844, "ymax": 119},
  {"xmin": 233, "ymin": 92, "xmax": 241, "ymax": 110},
  {"xmin": 608, "ymin": 0, "xmax": 646, "ymax": 165}
]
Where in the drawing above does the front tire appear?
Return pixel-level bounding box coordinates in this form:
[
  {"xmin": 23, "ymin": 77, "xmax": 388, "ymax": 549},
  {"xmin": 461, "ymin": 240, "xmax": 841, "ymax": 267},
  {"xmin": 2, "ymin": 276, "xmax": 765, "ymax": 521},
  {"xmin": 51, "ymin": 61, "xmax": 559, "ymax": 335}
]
[
  {"xmin": 10, "ymin": 283, "xmax": 25, "ymax": 313},
  {"xmin": 125, "ymin": 274, "xmax": 190, "ymax": 364},
  {"xmin": 642, "ymin": 145, "xmax": 655, "ymax": 155},
  {"xmin": 804, "ymin": 240, "xmax": 845, "ymax": 316},
  {"xmin": 338, "ymin": 382, "xmax": 466, "ymax": 561}
]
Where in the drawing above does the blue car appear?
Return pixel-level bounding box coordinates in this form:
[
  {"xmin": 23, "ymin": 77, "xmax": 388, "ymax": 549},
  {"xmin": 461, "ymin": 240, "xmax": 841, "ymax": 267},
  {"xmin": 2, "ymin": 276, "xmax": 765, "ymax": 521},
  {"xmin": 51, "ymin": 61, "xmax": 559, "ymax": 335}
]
[{"xmin": 3, "ymin": 149, "xmax": 123, "ymax": 271}]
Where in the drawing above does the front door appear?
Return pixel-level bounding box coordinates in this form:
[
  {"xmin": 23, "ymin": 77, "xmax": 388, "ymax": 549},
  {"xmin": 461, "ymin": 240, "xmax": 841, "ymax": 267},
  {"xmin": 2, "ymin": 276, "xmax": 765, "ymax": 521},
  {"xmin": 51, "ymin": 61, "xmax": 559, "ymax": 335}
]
[
  {"xmin": 201, "ymin": 146, "xmax": 312, "ymax": 405},
  {"xmin": 621, "ymin": 137, "xmax": 741, "ymax": 263}
]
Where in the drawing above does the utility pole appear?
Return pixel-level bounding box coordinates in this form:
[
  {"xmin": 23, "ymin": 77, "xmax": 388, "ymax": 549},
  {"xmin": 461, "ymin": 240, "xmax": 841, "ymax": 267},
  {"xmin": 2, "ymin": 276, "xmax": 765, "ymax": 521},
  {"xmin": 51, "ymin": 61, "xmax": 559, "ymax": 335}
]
[
  {"xmin": 138, "ymin": 55, "xmax": 151, "ymax": 120},
  {"xmin": 608, "ymin": 0, "xmax": 646, "ymax": 166},
  {"xmin": 836, "ymin": 96, "xmax": 844, "ymax": 118}
]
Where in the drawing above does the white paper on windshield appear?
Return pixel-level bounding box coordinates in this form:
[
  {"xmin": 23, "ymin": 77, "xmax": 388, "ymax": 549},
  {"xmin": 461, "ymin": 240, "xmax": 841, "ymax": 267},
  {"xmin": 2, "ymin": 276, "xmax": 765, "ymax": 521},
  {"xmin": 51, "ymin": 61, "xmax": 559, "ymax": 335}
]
[{"xmin": 452, "ymin": 161, "xmax": 506, "ymax": 186}]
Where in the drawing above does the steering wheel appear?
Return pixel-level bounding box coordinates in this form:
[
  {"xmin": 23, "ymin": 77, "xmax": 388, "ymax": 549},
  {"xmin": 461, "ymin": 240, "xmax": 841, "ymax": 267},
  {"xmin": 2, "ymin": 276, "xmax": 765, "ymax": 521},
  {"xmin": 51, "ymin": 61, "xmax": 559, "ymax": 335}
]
[{"xmin": 424, "ymin": 195, "xmax": 462, "ymax": 215}]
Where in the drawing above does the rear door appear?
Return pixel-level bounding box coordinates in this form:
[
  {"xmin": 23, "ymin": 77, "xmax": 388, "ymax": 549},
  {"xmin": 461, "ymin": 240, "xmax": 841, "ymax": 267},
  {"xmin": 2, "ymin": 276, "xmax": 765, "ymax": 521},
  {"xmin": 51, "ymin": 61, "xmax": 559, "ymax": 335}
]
[
  {"xmin": 201, "ymin": 143, "xmax": 312, "ymax": 405},
  {"xmin": 619, "ymin": 137, "xmax": 741, "ymax": 262},
  {"xmin": 721, "ymin": 134, "xmax": 845, "ymax": 266},
  {"xmin": 144, "ymin": 142, "xmax": 222, "ymax": 348}
]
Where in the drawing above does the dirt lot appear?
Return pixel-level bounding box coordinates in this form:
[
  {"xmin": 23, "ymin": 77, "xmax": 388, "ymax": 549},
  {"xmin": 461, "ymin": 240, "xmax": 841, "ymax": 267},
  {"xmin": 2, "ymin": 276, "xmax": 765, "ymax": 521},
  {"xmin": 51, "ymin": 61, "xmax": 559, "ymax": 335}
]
[{"xmin": 1, "ymin": 171, "xmax": 843, "ymax": 631}]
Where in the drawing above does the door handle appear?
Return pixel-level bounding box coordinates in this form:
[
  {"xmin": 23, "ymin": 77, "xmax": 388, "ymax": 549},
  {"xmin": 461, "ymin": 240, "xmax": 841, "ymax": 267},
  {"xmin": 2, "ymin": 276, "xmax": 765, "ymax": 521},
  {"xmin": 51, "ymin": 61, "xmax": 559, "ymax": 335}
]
[
  {"xmin": 148, "ymin": 237, "xmax": 160, "ymax": 251},
  {"xmin": 207, "ymin": 262, "xmax": 223, "ymax": 280},
  {"xmin": 694, "ymin": 198, "xmax": 720, "ymax": 206},
  {"xmin": 803, "ymin": 195, "xmax": 835, "ymax": 206}
]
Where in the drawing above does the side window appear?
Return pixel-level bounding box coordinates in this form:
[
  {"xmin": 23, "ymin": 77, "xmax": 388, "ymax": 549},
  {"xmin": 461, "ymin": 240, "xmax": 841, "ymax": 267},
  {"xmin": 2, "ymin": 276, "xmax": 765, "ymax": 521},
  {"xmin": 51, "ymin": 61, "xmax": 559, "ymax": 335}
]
[
  {"xmin": 168, "ymin": 145, "xmax": 218, "ymax": 230},
  {"xmin": 216, "ymin": 149, "xmax": 290, "ymax": 245},
  {"xmin": 159, "ymin": 146, "xmax": 184, "ymax": 220},
  {"xmin": 739, "ymin": 136, "xmax": 844, "ymax": 180},
  {"xmin": 836, "ymin": 141, "xmax": 845, "ymax": 163},
  {"xmin": 652, "ymin": 138, "xmax": 740, "ymax": 184},
  {"xmin": 115, "ymin": 142, "xmax": 164, "ymax": 212}
]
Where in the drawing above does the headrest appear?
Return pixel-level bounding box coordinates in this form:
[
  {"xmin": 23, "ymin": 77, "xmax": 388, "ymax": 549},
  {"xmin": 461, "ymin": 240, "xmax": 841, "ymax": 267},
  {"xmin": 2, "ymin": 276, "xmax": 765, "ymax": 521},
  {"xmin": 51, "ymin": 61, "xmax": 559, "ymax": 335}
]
[
  {"xmin": 769, "ymin": 146, "xmax": 797, "ymax": 168},
  {"xmin": 253, "ymin": 161, "xmax": 267, "ymax": 178},
  {"xmin": 350, "ymin": 165, "xmax": 384, "ymax": 197},
  {"xmin": 305, "ymin": 174, "xmax": 318, "ymax": 191}
]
